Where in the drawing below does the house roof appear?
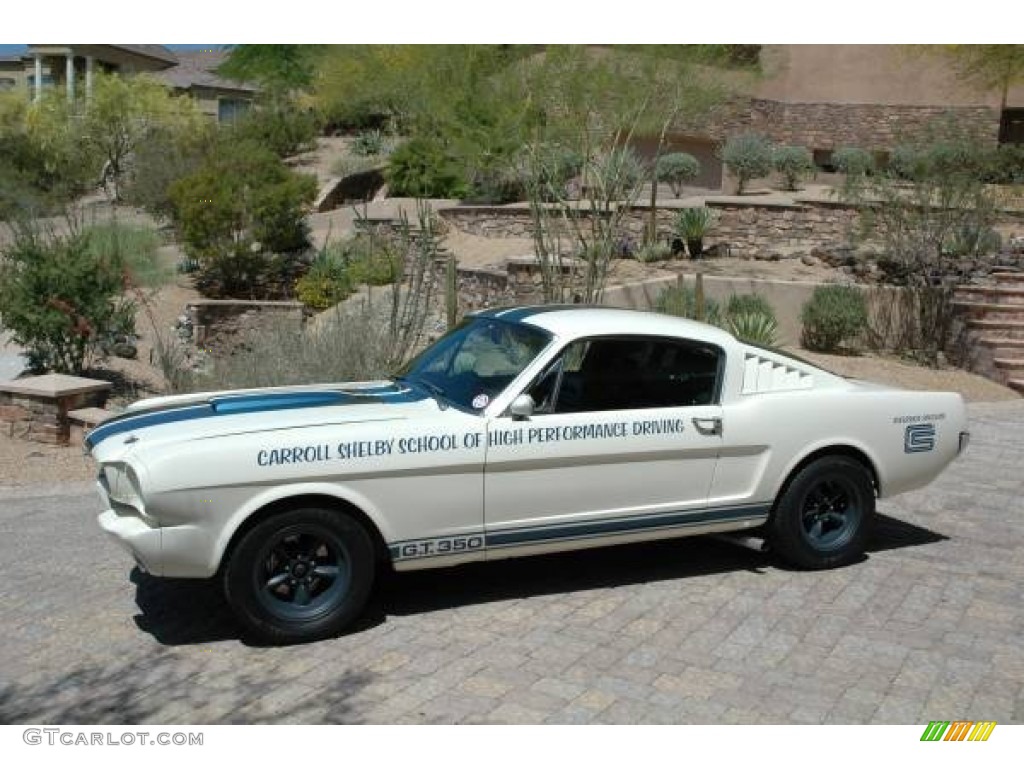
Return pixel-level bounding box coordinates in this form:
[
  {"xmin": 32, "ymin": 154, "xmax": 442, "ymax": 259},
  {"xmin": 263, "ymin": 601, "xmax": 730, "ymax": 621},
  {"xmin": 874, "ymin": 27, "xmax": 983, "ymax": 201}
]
[
  {"xmin": 156, "ymin": 59, "xmax": 258, "ymax": 94},
  {"xmin": 109, "ymin": 45, "xmax": 179, "ymax": 65}
]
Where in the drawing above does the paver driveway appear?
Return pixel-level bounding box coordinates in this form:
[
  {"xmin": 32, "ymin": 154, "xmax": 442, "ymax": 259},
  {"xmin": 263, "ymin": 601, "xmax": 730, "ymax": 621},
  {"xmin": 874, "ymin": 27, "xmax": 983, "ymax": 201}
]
[{"xmin": 1, "ymin": 402, "xmax": 1022, "ymax": 724}]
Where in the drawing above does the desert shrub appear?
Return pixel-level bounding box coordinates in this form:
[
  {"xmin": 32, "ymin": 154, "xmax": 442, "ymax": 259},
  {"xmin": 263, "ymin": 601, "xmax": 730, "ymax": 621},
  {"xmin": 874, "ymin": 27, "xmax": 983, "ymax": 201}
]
[
  {"xmin": 231, "ymin": 101, "xmax": 320, "ymax": 158},
  {"xmin": 982, "ymin": 143, "xmax": 1024, "ymax": 184},
  {"xmin": 294, "ymin": 247, "xmax": 353, "ymax": 310},
  {"xmin": 464, "ymin": 165, "xmax": 525, "ymax": 204},
  {"xmin": 832, "ymin": 147, "xmax": 875, "ymax": 177},
  {"xmin": 726, "ymin": 293, "xmax": 776, "ymax": 322},
  {"xmin": 0, "ymin": 225, "xmax": 135, "ymax": 374},
  {"xmin": 169, "ymin": 139, "xmax": 316, "ymax": 296},
  {"xmin": 654, "ymin": 283, "xmax": 722, "ymax": 325},
  {"xmin": 387, "ymin": 137, "xmax": 467, "ymax": 198},
  {"xmin": 724, "ymin": 293, "xmax": 779, "ymax": 346},
  {"xmin": 772, "ymin": 145, "xmax": 814, "ymax": 190},
  {"xmin": 351, "ymin": 129, "xmax": 385, "ymax": 156},
  {"xmin": 721, "ymin": 134, "xmax": 773, "ymax": 193},
  {"xmin": 656, "ymin": 152, "xmax": 701, "ymax": 197},
  {"xmin": 636, "ymin": 242, "xmax": 672, "ymax": 263},
  {"xmin": 800, "ymin": 284, "xmax": 867, "ymax": 352},
  {"xmin": 124, "ymin": 126, "xmax": 212, "ymax": 221},
  {"xmin": 944, "ymin": 222, "xmax": 1002, "ymax": 258},
  {"xmin": 83, "ymin": 223, "xmax": 167, "ymax": 289}
]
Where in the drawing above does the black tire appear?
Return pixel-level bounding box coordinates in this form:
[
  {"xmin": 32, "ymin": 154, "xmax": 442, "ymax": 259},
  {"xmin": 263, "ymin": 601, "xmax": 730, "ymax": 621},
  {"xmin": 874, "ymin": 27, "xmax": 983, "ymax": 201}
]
[
  {"xmin": 224, "ymin": 506, "xmax": 375, "ymax": 644},
  {"xmin": 767, "ymin": 455, "xmax": 875, "ymax": 570}
]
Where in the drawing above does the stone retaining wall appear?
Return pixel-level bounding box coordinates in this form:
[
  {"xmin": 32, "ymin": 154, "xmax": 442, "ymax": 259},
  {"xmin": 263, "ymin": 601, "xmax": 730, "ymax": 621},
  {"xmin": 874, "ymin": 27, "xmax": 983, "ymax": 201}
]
[
  {"xmin": 0, "ymin": 375, "xmax": 111, "ymax": 444},
  {"xmin": 680, "ymin": 97, "xmax": 1000, "ymax": 151},
  {"xmin": 186, "ymin": 299, "xmax": 309, "ymax": 354}
]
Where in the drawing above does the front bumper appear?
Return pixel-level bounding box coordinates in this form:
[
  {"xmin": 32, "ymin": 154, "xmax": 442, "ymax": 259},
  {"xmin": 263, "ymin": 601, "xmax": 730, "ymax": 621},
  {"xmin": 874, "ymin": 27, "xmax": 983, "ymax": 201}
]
[{"xmin": 98, "ymin": 508, "xmax": 162, "ymax": 575}]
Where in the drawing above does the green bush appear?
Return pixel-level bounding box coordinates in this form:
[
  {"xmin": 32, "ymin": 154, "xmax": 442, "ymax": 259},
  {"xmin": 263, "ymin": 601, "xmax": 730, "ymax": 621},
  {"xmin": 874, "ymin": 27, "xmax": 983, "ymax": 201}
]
[
  {"xmin": 387, "ymin": 137, "xmax": 467, "ymax": 198},
  {"xmin": 124, "ymin": 126, "xmax": 212, "ymax": 221},
  {"xmin": 656, "ymin": 152, "xmax": 700, "ymax": 198},
  {"xmin": 169, "ymin": 139, "xmax": 316, "ymax": 297},
  {"xmin": 982, "ymin": 143, "xmax": 1024, "ymax": 185},
  {"xmin": 674, "ymin": 207, "xmax": 718, "ymax": 257},
  {"xmin": 636, "ymin": 242, "xmax": 672, "ymax": 263},
  {"xmin": 654, "ymin": 283, "xmax": 722, "ymax": 325},
  {"xmin": 721, "ymin": 134, "xmax": 773, "ymax": 194},
  {"xmin": 772, "ymin": 145, "xmax": 814, "ymax": 190},
  {"xmin": 351, "ymin": 129, "xmax": 385, "ymax": 157},
  {"xmin": 726, "ymin": 293, "xmax": 776, "ymax": 321},
  {"xmin": 294, "ymin": 248, "xmax": 353, "ymax": 310},
  {"xmin": 800, "ymin": 284, "xmax": 867, "ymax": 352},
  {"xmin": 83, "ymin": 223, "xmax": 167, "ymax": 289},
  {"xmin": 231, "ymin": 102, "xmax": 320, "ymax": 158},
  {"xmin": 0, "ymin": 226, "xmax": 135, "ymax": 374},
  {"xmin": 832, "ymin": 147, "xmax": 875, "ymax": 177}
]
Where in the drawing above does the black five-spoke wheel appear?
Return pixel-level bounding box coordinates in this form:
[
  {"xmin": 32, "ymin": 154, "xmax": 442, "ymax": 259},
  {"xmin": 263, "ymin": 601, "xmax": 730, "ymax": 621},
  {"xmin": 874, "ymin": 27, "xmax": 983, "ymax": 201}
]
[
  {"xmin": 225, "ymin": 507, "xmax": 375, "ymax": 644},
  {"xmin": 768, "ymin": 455, "xmax": 874, "ymax": 569}
]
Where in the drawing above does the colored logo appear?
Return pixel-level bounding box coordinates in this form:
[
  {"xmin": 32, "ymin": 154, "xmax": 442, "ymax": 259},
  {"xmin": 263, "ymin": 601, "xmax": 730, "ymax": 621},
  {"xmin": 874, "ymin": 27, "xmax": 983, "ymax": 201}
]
[
  {"xmin": 904, "ymin": 423, "xmax": 936, "ymax": 453},
  {"xmin": 920, "ymin": 721, "xmax": 996, "ymax": 742}
]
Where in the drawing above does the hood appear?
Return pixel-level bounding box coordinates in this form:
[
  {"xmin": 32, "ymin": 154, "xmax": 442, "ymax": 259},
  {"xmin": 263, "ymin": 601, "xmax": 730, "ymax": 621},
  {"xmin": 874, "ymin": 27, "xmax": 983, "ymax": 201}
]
[{"xmin": 86, "ymin": 379, "xmax": 435, "ymax": 454}]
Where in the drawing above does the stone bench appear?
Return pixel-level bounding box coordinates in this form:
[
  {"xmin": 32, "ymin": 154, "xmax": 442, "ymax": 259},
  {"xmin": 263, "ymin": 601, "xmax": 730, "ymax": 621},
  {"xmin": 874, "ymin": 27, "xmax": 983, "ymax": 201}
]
[{"xmin": 0, "ymin": 374, "xmax": 112, "ymax": 445}]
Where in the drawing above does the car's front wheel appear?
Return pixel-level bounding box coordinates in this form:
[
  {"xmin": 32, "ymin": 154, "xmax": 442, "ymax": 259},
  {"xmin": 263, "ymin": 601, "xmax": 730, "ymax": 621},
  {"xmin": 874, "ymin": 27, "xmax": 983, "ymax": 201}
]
[
  {"xmin": 224, "ymin": 506, "xmax": 375, "ymax": 643},
  {"xmin": 767, "ymin": 455, "xmax": 875, "ymax": 570}
]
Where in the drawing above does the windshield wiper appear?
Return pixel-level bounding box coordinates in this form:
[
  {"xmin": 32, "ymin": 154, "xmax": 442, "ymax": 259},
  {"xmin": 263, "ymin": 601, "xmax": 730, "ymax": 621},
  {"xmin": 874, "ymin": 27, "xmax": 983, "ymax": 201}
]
[{"xmin": 394, "ymin": 375, "xmax": 448, "ymax": 410}]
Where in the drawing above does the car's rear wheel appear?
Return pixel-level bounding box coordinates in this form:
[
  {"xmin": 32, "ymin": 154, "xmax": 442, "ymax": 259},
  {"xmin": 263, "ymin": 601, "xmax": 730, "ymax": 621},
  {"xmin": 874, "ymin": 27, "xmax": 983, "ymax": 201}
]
[
  {"xmin": 768, "ymin": 455, "xmax": 874, "ymax": 570},
  {"xmin": 224, "ymin": 506, "xmax": 375, "ymax": 644}
]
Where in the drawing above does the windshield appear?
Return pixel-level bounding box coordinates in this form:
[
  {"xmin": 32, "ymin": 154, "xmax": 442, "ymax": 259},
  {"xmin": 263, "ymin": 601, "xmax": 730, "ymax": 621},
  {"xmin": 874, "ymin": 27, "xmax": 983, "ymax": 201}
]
[{"xmin": 397, "ymin": 317, "xmax": 552, "ymax": 412}]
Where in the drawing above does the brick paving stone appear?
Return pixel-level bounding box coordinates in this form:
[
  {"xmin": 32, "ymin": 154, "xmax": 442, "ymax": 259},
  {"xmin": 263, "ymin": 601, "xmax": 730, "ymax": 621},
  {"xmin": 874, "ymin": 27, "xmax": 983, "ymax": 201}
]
[{"xmin": 2, "ymin": 401, "xmax": 1022, "ymax": 724}]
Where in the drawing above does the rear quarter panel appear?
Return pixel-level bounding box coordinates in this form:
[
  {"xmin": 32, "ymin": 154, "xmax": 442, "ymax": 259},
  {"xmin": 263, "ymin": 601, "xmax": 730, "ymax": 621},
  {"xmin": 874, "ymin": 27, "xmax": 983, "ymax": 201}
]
[{"xmin": 713, "ymin": 388, "xmax": 967, "ymax": 507}]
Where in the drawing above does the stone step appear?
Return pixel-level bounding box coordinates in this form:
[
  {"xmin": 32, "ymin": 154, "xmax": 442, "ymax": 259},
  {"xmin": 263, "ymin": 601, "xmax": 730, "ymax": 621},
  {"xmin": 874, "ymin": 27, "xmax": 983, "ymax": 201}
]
[
  {"xmin": 993, "ymin": 358, "xmax": 1024, "ymax": 371},
  {"xmin": 966, "ymin": 319, "xmax": 1024, "ymax": 340},
  {"xmin": 977, "ymin": 337, "xmax": 1024, "ymax": 349},
  {"xmin": 68, "ymin": 407, "xmax": 118, "ymax": 448},
  {"xmin": 953, "ymin": 303, "xmax": 1024, "ymax": 322},
  {"xmin": 993, "ymin": 272, "xmax": 1024, "ymax": 284},
  {"xmin": 955, "ymin": 286, "xmax": 1024, "ymax": 304},
  {"xmin": 1008, "ymin": 379, "xmax": 1024, "ymax": 395}
]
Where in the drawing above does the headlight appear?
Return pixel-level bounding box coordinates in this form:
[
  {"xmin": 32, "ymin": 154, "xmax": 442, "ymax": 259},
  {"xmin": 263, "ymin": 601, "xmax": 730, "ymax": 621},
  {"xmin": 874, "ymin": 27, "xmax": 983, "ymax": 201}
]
[{"xmin": 101, "ymin": 463, "xmax": 145, "ymax": 510}]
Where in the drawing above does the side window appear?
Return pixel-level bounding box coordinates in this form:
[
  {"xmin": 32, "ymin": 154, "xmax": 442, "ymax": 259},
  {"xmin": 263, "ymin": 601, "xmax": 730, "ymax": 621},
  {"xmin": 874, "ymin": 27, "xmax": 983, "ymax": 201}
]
[{"xmin": 529, "ymin": 336, "xmax": 721, "ymax": 413}]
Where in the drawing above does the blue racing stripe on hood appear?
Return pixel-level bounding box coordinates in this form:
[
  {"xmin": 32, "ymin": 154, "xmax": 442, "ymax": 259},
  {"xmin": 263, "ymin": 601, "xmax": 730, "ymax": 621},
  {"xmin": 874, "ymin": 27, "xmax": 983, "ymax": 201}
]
[{"xmin": 85, "ymin": 383, "xmax": 427, "ymax": 450}]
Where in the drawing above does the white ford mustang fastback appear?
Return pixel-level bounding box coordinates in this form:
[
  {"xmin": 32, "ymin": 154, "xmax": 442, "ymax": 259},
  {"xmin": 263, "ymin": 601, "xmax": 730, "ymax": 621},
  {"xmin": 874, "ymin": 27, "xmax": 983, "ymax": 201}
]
[{"xmin": 88, "ymin": 306, "xmax": 969, "ymax": 643}]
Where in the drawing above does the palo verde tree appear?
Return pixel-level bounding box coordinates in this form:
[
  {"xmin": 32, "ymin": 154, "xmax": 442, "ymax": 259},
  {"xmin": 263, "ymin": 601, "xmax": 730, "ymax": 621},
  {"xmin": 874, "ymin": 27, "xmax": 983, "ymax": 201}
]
[
  {"xmin": 78, "ymin": 72, "xmax": 203, "ymax": 201},
  {"xmin": 926, "ymin": 45, "xmax": 1024, "ymax": 113}
]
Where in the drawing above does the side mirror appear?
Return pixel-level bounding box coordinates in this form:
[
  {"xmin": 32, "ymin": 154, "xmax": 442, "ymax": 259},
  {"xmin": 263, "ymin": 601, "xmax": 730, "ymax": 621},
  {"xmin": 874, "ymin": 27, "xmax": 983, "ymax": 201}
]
[{"xmin": 509, "ymin": 394, "xmax": 535, "ymax": 420}]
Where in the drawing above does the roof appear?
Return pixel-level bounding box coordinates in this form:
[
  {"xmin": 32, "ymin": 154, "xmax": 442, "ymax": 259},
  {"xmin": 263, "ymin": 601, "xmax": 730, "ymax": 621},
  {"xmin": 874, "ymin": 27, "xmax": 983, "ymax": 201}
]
[
  {"xmin": 109, "ymin": 45, "xmax": 178, "ymax": 65},
  {"xmin": 477, "ymin": 305, "xmax": 737, "ymax": 347},
  {"xmin": 157, "ymin": 66, "xmax": 257, "ymax": 93}
]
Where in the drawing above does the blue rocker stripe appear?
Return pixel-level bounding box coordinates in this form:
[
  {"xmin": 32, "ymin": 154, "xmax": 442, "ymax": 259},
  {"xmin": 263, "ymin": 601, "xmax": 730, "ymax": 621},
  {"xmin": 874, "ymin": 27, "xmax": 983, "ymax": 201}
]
[
  {"xmin": 485, "ymin": 504, "xmax": 770, "ymax": 548},
  {"xmin": 389, "ymin": 503, "xmax": 771, "ymax": 560}
]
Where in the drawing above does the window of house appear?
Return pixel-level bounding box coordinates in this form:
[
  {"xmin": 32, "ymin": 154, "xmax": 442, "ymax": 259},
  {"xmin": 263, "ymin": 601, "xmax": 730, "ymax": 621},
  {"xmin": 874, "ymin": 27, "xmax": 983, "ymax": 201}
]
[
  {"xmin": 26, "ymin": 75, "xmax": 54, "ymax": 89},
  {"xmin": 0, "ymin": 78, "xmax": 16, "ymax": 91},
  {"xmin": 528, "ymin": 335, "xmax": 723, "ymax": 414},
  {"xmin": 218, "ymin": 98, "xmax": 251, "ymax": 124}
]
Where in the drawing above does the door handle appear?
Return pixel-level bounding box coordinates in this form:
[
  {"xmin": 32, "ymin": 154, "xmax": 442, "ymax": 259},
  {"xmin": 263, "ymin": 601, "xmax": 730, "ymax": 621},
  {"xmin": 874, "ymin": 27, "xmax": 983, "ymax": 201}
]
[{"xmin": 692, "ymin": 417, "xmax": 722, "ymax": 436}]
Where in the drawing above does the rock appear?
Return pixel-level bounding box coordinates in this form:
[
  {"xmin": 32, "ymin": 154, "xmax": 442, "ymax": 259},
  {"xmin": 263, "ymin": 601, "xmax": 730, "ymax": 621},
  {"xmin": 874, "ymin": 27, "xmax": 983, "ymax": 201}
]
[
  {"xmin": 801, "ymin": 253, "xmax": 819, "ymax": 267},
  {"xmin": 111, "ymin": 342, "xmax": 138, "ymax": 360}
]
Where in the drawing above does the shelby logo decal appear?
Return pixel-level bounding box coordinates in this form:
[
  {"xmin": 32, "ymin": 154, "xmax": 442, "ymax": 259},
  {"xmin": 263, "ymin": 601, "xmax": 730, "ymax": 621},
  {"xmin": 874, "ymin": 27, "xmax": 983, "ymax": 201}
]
[
  {"xmin": 920, "ymin": 721, "xmax": 996, "ymax": 741},
  {"xmin": 904, "ymin": 423, "xmax": 936, "ymax": 453}
]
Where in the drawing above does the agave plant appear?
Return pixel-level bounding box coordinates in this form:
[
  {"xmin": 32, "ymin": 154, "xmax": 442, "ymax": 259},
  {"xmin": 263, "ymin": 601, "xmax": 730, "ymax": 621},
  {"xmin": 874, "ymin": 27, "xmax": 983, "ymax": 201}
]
[
  {"xmin": 674, "ymin": 207, "xmax": 718, "ymax": 259},
  {"xmin": 726, "ymin": 310, "xmax": 779, "ymax": 347}
]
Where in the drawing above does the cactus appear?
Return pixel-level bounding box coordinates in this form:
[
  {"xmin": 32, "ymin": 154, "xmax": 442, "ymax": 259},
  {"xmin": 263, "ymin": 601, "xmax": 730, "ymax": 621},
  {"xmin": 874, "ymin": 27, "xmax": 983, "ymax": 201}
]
[{"xmin": 446, "ymin": 254, "xmax": 458, "ymax": 329}]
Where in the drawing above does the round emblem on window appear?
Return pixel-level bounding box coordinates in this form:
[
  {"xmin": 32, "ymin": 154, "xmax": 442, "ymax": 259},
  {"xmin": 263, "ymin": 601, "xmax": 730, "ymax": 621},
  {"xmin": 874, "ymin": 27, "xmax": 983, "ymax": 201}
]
[{"xmin": 472, "ymin": 394, "xmax": 490, "ymax": 409}]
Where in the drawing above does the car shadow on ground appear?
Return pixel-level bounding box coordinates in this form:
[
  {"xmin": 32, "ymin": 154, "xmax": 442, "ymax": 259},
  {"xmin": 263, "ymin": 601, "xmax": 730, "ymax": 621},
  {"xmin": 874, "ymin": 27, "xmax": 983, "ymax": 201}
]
[{"xmin": 131, "ymin": 512, "xmax": 947, "ymax": 647}]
